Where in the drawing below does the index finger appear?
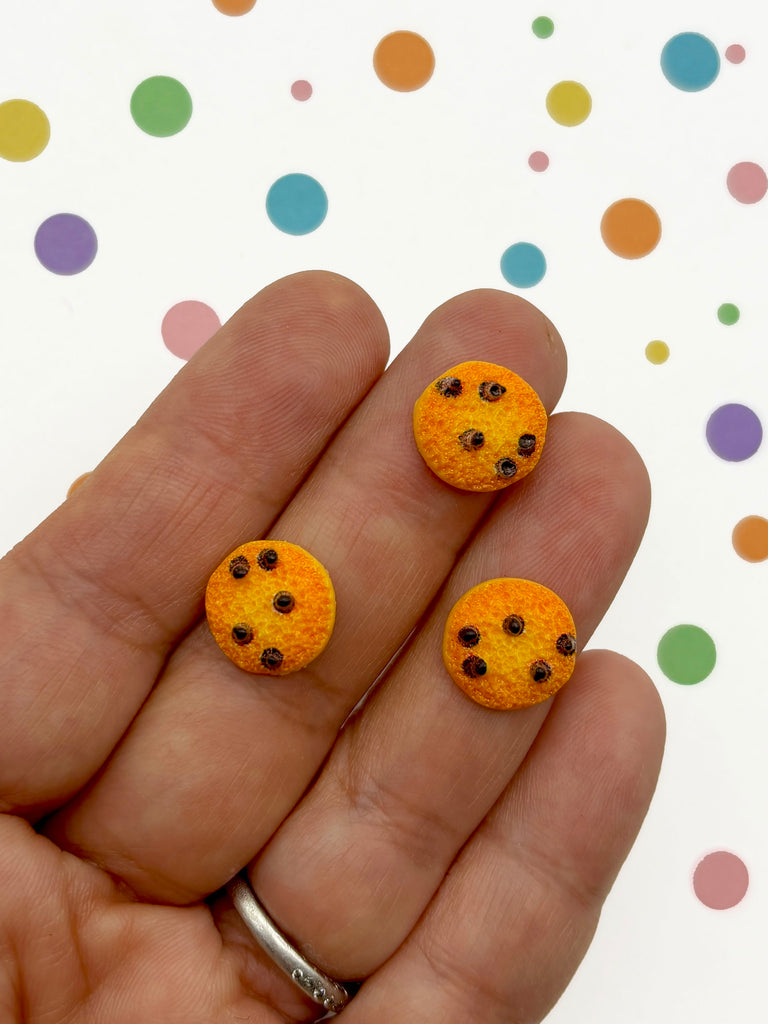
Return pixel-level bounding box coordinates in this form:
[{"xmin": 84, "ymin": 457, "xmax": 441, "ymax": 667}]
[{"xmin": 0, "ymin": 271, "xmax": 389, "ymax": 816}]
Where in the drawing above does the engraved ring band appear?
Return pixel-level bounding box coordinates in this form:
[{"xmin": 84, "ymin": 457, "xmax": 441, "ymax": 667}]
[{"xmin": 226, "ymin": 874, "xmax": 353, "ymax": 1016}]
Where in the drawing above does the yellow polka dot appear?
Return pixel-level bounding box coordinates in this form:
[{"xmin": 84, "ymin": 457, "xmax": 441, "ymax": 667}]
[
  {"xmin": 545, "ymin": 81, "xmax": 592, "ymax": 126},
  {"xmin": 645, "ymin": 340, "xmax": 669, "ymax": 364},
  {"xmin": 0, "ymin": 99, "xmax": 50, "ymax": 162},
  {"xmin": 413, "ymin": 361, "xmax": 547, "ymax": 492},
  {"xmin": 443, "ymin": 578, "xmax": 577, "ymax": 710},
  {"xmin": 205, "ymin": 541, "xmax": 335, "ymax": 675}
]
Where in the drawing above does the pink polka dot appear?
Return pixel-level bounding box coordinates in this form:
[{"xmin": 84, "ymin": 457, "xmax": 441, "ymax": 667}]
[
  {"xmin": 693, "ymin": 851, "xmax": 749, "ymax": 910},
  {"xmin": 162, "ymin": 300, "xmax": 221, "ymax": 360},
  {"xmin": 291, "ymin": 80, "xmax": 313, "ymax": 101},
  {"xmin": 528, "ymin": 151, "xmax": 549, "ymax": 172},
  {"xmin": 727, "ymin": 161, "xmax": 768, "ymax": 204},
  {"xmin": 725, "ymin": 44, "xmax": 746, "ymax": 64}
]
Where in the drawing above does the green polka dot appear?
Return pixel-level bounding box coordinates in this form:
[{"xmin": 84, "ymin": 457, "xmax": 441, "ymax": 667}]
[
  {"xmin": 532, "ymin": 16, "xmax": 555, "ymax": 38},
  {"xmin": 657, "ymin": 624, "xmax": 716, "ymax": 685},
  {"xmin": 130, "ymin": 76, "xmax": 193, "ymax": 137},
  {"xmin": 717, "ymin": 303, "xmax": 740, "ymax": 325}
]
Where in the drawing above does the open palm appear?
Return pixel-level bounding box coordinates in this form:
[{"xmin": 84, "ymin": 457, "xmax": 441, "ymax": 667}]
[{"xmin": 0, "ymin": 272, "xmax": 664, "ymax": 1023}]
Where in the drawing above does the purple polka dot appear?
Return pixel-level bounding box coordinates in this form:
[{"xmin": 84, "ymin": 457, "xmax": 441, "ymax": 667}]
[
  {"xmin": 706, "ymin": 403, "xmax": 763, "ymax": 461},
  {"xmin": 34, "ymin": 213, "xmax": 97, "ymax": 275}
]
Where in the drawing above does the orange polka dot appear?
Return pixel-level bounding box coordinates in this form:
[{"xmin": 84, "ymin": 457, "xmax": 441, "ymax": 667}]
[
  {"xmin": 732, "ymin": 516, "xmax": 768, "ymax": 562},
  {"xmin": 601, "ymin": 198, "xmax": 661, "ymax": 259},
  {"xmin": 67, "ymin": 472, "xmax": 91, "ymax": 498},
  {"xmin": 374, "ymin": 31, "xmax": 435, "ymax": 91},
  {"xmin": 205, "ymin": 541, "xmax": 335, "ymax": 675},
  {"xmin": 211, "ymin": 0, "xmax": 257, "ymax": 14},
  {"xmin": 443, "ymin": 579, "xmax": 577, "ymax": 710}
]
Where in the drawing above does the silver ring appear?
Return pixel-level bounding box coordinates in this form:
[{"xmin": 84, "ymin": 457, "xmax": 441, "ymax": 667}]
[{"xmin": 227, "ymin": 874, "xmax": 352, "ymax": 1015}]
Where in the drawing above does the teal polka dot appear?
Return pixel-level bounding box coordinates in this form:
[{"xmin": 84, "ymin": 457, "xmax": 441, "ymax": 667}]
[
  {"xmin": 266, "ymin": 174, "xmax": 328, "ymax": 235},
  {"xmin": 661, "ymin": 33, "xmax": 720, "ymax": 92},
  {"xmin": 500, "ymin": 243, "xmax": 546, "ymax": 288}
]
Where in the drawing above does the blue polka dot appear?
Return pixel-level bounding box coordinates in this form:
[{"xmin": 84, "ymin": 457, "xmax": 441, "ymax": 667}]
[
  {"xmin": 661, "ymin": 32, "xmax": 720, "ymax": 92},
  {"xmin": 266, "ymin": 173, "xmax": 328, "ymax": 235},
  {"xmin": 500, "ymin": 243, "xmax": 546, "ymax": 288}
]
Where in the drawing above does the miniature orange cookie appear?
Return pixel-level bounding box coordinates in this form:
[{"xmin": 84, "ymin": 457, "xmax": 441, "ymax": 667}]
[
  {"xmin": 442, "ymin": 578, "xmax": 576, "ymax": 710},
  {"xmin": 413, "ymin": 361, "xmax": 547, "ymax": 491},
  {"xmin": 205, "ymin": 541, "xmax": 335, "ymax": 675}
]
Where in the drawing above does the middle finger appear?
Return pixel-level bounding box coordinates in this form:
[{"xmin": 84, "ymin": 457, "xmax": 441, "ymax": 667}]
[{"xmin": 46, "ymin": 288, "xmax": 565, "ymax": 903}]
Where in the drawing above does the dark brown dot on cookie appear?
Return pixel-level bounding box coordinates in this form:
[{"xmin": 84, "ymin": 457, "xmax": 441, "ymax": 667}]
[
  {"xmin": 556, "ymin": 633, "xmax": 577, "ymax": 656},
  {"xmin": 503, "ymin": 614, "xmax": 525, "ymax": 636},
  {"xmin": 517, "ymin": 434, "xmax": 536, "ymax": 457},
  {"xmin": 436, "ymin": 376, "xmax": 462, "ymax": 397},
  {"xmin": 494, "ymin": 457, "xmax": 517, "ymax": 478},
  {"xmin": 229, "ymin": 555, "xmax": 250, "ymax": 578},
  {"xmin": 232, "ymin": 623, "xmax": 253, "ymax": 645},
  {"xmin": 260, "ymin": 647, "xmax": 284, "ymax": 670},
  {"xmin": 458, "ymin": 625, "xmax": 481, "ymax": 647},
  {"xmin": 273, "ymin": 591, "xmax": 295, "ymax": 613},
  {"xmin": 257, "ymin": 548, "xmax": 279, "ymax": 571},
  {"xmin": 458, "ymin": 429, "xmax": 485, "ymax": 450},
  {"xmin": 479, "ymin": 381, "xmax": 506, "ymax": 402},
  {"xmin": 530, "ymin": 659, "xmax": 552, "ymax": 683},
  {"xmin": 462, "ymin": 654, "xmax": 487, "ymax": 678}
]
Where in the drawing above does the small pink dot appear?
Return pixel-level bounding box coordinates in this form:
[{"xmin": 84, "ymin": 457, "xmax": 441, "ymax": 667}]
[
  {"xmin": 161, "ymin": 300, "xmax": 221, "ymax": 361},
  {"xmin": 727, "ymin": 161, "xmax": 768, "ymax": 204},
  {"xmin": 291, "ymin": 80, "xmax": 313, "ymax": 101},
  {"xmin": 725, "ymin": 44, "xmax": 746, "ymax": 64},
  {"xmin": 693, "ymin": 851, "xmax": 749, "ymax": 910},
  {"xmin": 528, "ymin": 151, "xmax": 549, "ymax": 172}
]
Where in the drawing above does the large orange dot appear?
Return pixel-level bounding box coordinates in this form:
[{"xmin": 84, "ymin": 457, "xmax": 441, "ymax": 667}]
[
  {"xmin": 374, "ymin": 31, "xmax": 435, "ymax": 91},
  {"xmin": 212, "ymin": 0, "xmax": 257, "ymax": 14},
  {"xmin": 732, "ymin": 516, "xmax": 768, "ymax": 562},
  {"xmin": 601, "ymin": 198, "xmax": 661, "ymax": 259}
]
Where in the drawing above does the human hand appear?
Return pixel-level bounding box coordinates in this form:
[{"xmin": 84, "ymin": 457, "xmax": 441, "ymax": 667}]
[{"xmin": 0, "ymin": 272, "xmax": 665, "ymax": 1023}]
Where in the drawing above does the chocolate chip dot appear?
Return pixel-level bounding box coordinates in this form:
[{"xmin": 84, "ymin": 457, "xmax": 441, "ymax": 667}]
[
  {"xmin": 229, "ymin": 555, "xmax": 250, "ymax": 579},
  {"xmin": 462, "ymin": 654, "xmax": 487, "ymax": 678},
  {"xmin": 479, "ymin": 381, "xmax": 506, "ymax": 402},
  {"xmin": 458, "ymin": 625, "xmax": 481, "ymax": 647},
  {"xmin": 556, "ymin": 633, "xmax": 577, "ymax": 656},
  {"xmin": 273, "ymin": 591, "xmax": 295, "ymax": 614},
  {"xmin": 257, "ymin": 548, "xmax": 279, "ymax": 571},
  {"xmin": 494, "ymin": 457, "xmax": 517, "ymax": 479},
  {"xmin": 436, "ymin": 376, "xmax": 462, "ymax": 397},
  {"xmin": 530, "ymin": 660, "xmax": 552, "ymax": 683},
  {"xmin": 503, "ymin": 614, "xmax": 525, "ymax": 636},
  {"xmin": 232, "ymin": 623, "xmax": 253, "ymax": 645},
  {"xmin": 260, "ymin": 647, "xmax": 284, "ymax": 670},
  {"xmin": 458, "ymin": 429, "xmax": 485, "ymax": 451},
  {"xmin": 517, "ymin": 433, "xmax": 536, "ymax": 457}
]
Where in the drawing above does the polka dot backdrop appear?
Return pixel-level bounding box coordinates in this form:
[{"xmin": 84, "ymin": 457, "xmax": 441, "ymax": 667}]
[{"xmin": 1, "ymin": 1, "xmax": 766, "ymax": 1018}]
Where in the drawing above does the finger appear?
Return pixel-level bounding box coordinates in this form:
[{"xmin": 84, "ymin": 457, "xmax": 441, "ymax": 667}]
[
  {"xmin": 0, "ymin": 271, "xmax": 389, "ymax": 815},
  {"xmin": 341, "ymin": 651, "xmax": 665, "ymax": 1023},
  {"xmin": 247, "ymin": 413, "xmax": 651, "ymax": 979},
  {"xmin": 45, "ymin": 290, "xmax": 566, "ymax": 902}
]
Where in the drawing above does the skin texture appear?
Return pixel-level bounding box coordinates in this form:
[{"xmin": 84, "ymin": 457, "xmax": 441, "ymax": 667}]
[{"xmin": 0, "ymin": 271, "xmax": 665, "ymax": 1023}]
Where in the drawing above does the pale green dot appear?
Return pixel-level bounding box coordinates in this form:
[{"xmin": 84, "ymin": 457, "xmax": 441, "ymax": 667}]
[
  {"xmin": 657, "ymin": 625, "xmax": 716, "ymax": 685},
  {"xmin": 717, "ymin": 303, "xmax": 740, "ymax": 325},
  {"xmin": 131, "ymin": 76, "xmax": 193, "ymax": 137},
  {"xmin": 532, "ymin": 16, "xmax": 555, "ymax": 39}
]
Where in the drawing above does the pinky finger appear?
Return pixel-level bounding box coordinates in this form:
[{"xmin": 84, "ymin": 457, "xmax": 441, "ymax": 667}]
[{"xmin": 342, "ymin": 651, "xmax": 665, "ymax": 1024}]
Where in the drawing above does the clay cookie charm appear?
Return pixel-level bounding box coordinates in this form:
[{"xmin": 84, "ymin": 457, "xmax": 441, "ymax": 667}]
[
  {"xmin": 442, "ymin": 578, "xmax": 576, "ymax": 710},
  {"xmin": 413, "ymin": 360, "xmax": 547, "ymax": 491},
  {"xmin": 205, "ymin": 541, "xmax": 335, "ymax": 675}
]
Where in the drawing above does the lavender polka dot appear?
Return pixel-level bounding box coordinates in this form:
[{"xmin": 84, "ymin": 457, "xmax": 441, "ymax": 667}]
[
  {"xmin": 34, "ymin": 213, "xmax": 97, "ymax": 275},
  {"xmin": 706, "ymin": 403, "xmax": 763, "ymax": 461}
]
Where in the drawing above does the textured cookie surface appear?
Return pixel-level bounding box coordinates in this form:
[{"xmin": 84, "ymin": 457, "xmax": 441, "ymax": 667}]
[
  {"xmin": 443, "ymin": 578, "xmax": 576, "ymax": 710},
  {"xmin": 205, "ymin": 540, "xmax": 335, "ymax": 675},
  {"xmin": 413, "ymin": 361, "xmax": 547, "ymax": 491}
]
